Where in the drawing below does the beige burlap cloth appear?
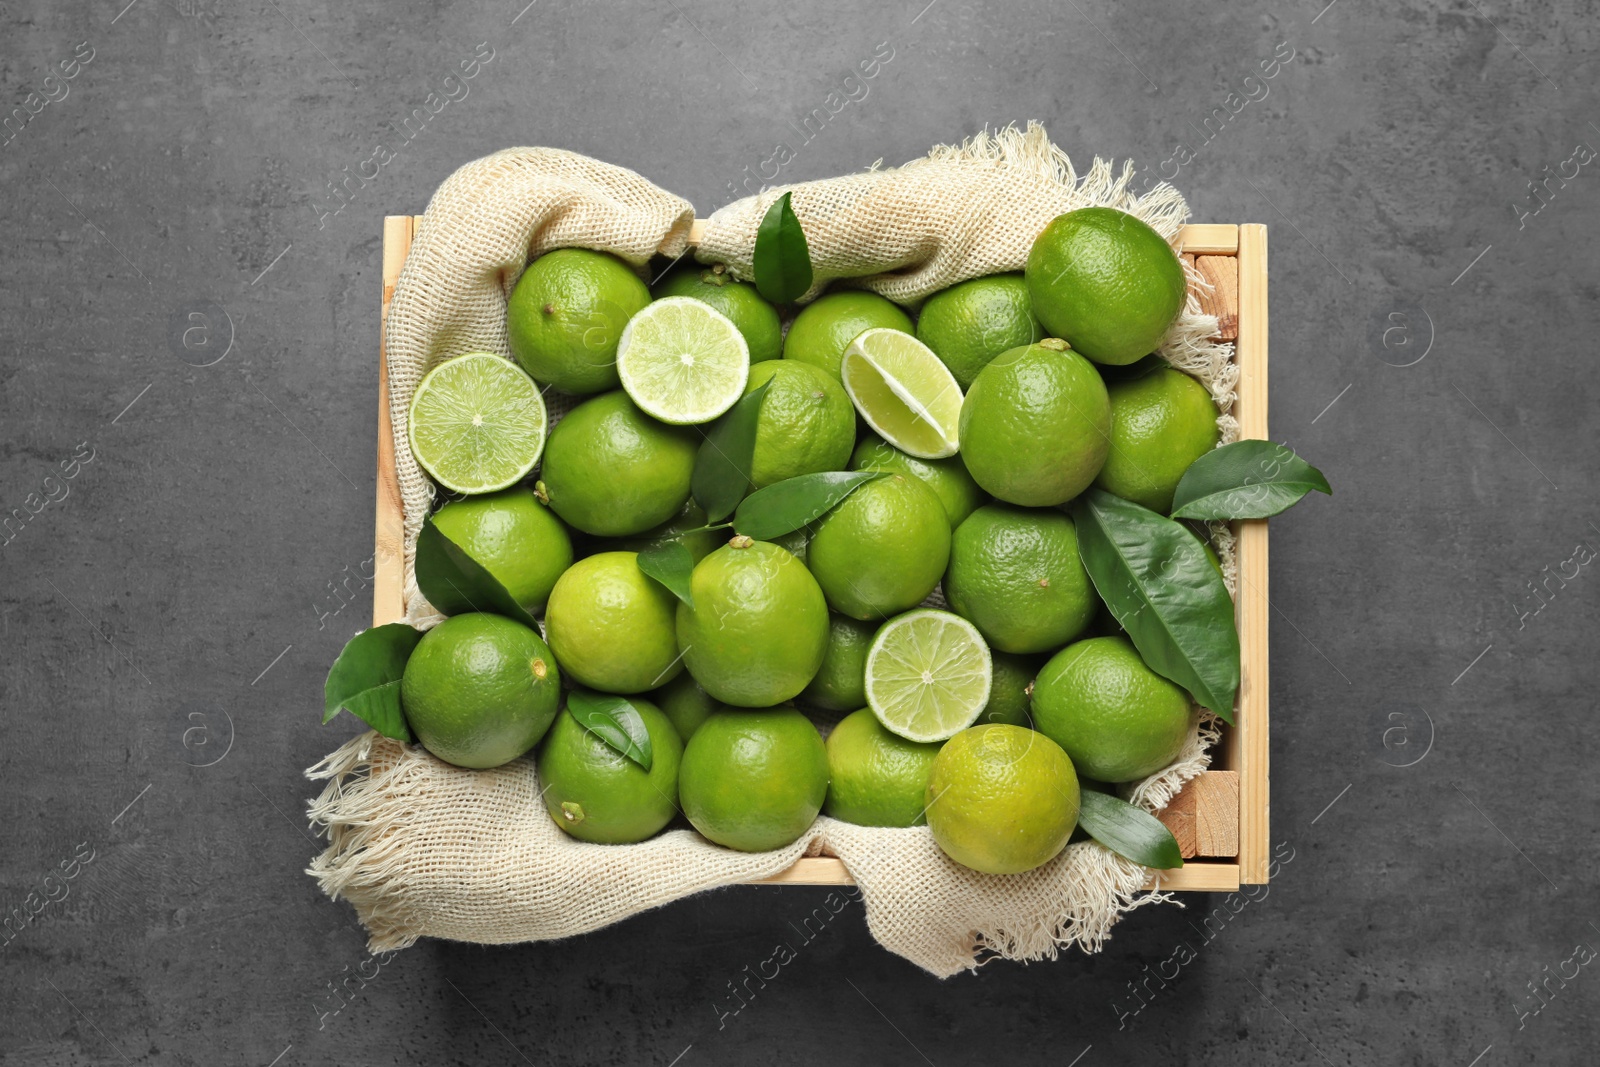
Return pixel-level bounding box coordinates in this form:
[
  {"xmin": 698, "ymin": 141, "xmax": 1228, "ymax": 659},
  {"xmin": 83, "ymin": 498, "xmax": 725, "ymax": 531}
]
[{"xmin": 307, "ymin": 123, "xmax": 1238, "ymax": 978}]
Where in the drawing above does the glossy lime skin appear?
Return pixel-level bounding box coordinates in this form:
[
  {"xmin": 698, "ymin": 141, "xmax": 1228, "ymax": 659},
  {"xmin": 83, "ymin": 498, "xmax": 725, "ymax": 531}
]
[
  {"xmin": 506, "ymin": 248, "xmax": 651, "ymax": 394},
  {"xmin": 653, "ymin": 265, "xmax": 783, "ymax": 363},
  {"xmin": 428, "ymin": 487, "xmax": 572, "ymax": 614},
  {"xmin": 807, "ymin": 473, "xmax": 951, "ymax": 620},
  {"xmin": 676, "ymin": 540, "xmax": 829, "ymax": 707},
  {"xmin": 536, "ymin": 700, "xmax": 683, "ymax": 843},
  {"xmin": 679, "ymin": 707, "xmax": 829, "ymax": 851},
  {"xmin": 400, "ymin": 613, "xmax": 562, "ymax": 769},
  {"xmin": 1025, "ymin": 207, "xmax": 1186, "ymax": 366},
  {"xmin": 744, "ymin": 360, "xmax": 856, "ymax": 488},
  {"xmin": 958, "ymin": 343, "xmax": 1110, "ymax": 507},
  {"xmin": 978, "ymin": 651, "xmax": 1041, "ymax": 727},
  {"xmin": 782, "ymin": 291, "xmax": 914, "ymax": 380},
  {"xmin": 650, "ymin": 672, "xmax": 718, "ymax": 742},
  {"xmin": 850, "ymin": 434, "xmax": 986, "ymax": 528},
  {"xmin": 539, "ymin": 391, "xmax": 697, "ymax": 537},
  {"xmin": 544, "ymin": 551, "xmax": 682, "ymax": 694},
  {"xmin": 1094, "ymin": 364, "xmax": 1220, "ymax": 514},
  {"xmin": 915, "ymin": 273, "xmax": 1045, "ymax": 389},
  {"xmin": 823, "ymin": 708, "xmax": 944, "ymax": 827},
  {"xmin": 799, "ymin": 614, "xmax": 877, "ymax": 712},
  {"xmin": 943, "ymin": 504, "xmax": 1099, "ymax": 654},
  {"xmin": 925, "ymin": 724, "xmax": 1079, "ymax": 874}
]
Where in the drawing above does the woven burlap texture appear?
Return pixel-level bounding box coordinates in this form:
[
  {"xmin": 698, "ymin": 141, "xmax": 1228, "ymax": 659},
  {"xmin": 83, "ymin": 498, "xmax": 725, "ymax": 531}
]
[{"xmin": 310, "ymin": 123, "xmax": 1238, "ymax": 978}]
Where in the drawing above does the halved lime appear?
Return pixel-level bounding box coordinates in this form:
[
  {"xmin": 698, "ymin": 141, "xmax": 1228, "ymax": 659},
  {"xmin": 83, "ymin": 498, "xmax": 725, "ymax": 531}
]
[
  {"xmin": 408, "ymin": 352, "xmax": 548, "ymax": 494},
  {"xmin": 840, "ymin": 328, "xmax": 963, "ymax": 459},
  {"xmin": 616, "ymin": 297, "xmax": 750, "ymax": 425},
  {"xmin": 864, "ymin": 609, "xmax": 992, "ymax": 743}
]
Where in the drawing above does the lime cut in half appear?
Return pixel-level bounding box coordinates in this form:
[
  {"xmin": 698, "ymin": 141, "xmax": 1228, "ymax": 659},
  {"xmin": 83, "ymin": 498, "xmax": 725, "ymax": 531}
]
[
  {"xmin": 617, "ymin": 297, "xmax": 751, "ymax": 425},
  {"xmin": 408, "ymin": 352, "xmax": 548, "ymax": 494},
  {"xmin": 864, "ymin": 608, "xmax": 993, "ymax": 743},
  {"xmin": 840, "ymin": 328, "xmax": 963, "ymax": 459}
]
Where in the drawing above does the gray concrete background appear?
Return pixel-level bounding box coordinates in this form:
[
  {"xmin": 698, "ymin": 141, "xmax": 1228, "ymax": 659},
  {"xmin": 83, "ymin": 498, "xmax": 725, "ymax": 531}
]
[{"xmin": 2, "ymin": 0, "xmax": 1596, "ymax": 1063}]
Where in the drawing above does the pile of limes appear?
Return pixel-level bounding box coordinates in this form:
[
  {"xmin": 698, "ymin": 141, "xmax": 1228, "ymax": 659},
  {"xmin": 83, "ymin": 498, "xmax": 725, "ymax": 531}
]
[{"xmin": 398, "ymin": 207, "xmax": 1216, "ymax": 875}]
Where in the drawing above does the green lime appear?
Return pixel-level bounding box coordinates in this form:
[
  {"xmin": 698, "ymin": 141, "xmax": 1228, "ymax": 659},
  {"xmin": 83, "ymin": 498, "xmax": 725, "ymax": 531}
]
[
  {"xmin": 535, "ymin": 700, "xmax": 683, "ymax": 843},
  {"xmin": 506, "ymin": 248, "xmax": 651, "ymax": 394},
  {"xmin": 1025, "ymin": 207, "xmax": 1187, "ymax": 366},
  {"xmin": 400, "ymin": 613, "xmax": 562, "ymax": 769},
  {"xmin": 799, "ymin": 614, "xmax": 877, "ymax": 712},
  {"xmin": 978, "ymin": 651, "xmax": 1040, "ymax": 727},
  {"xmin": 650, "ymin": 671, "xmax": 717, "ymax": 741},
  {"xmin": 1095, "ymin": 364, "xmax": 1220, "ymax": 513},
  {"xmin": 612, "ymin": 498, "xmax": 719, "ymax": 564},
  {"xmin": 428, "ymin": 487, "xmax": 572, "ymax": 614},
  {"xmin": 925, "ymin": 724, "xmax": 1079, "ymax": 875},
  {"xmin": 850, "ymin": 434, "xmax": 985, "ymax": 528},
  {"xmin": 743, "ymin": 360, "xmax": 856, "ymax": 489},
  {"xmin": 823, "ymin": 708, "xmax": 943, "ymax": 827},
  {"xmin": 1030, "ymin": 636, "xmax": 1191, "ymax": 782},
  {"xmin": 653, "ymin": 264, "xmax": 783, "ymax": 363},
  {"xmin": 943, "ymin": 504, "xmax": 1099, "ymax": 654},
  {"xmin": 839, "ymin": 329, "xmax": 962, "ymax": 459},
  {"xmin": 544, "ymin": 551, "xmax": 682, "ymax": 693},
  {"xmin": 915, "ymin": 273, "xmax": 1045, "ymax": 389},
  {"xmin": 617, "ymin": 297, "xmax": 750, "ymax": 425},
  {"xmin": 783, "ymin": 291, "xmax": 914, "ymax": 380},
  {"xmin": 676, "ymin": 538, "xmax": 829, "ymax": 706},
  {"xmin": 864, "ymin": 609, "xmax": 991, "ymax": 743},
  {"xmin": 679, "ymin": 706, "xmax": 829, "ymax": 851},
  {"xmin": 806, "ymin": 473, "xmax": 951, "ymax": 620},
  {"xmin": 408, "ymin": 353, "xmax": 548, "ymax": 495},
  {"xmin": 538, "ymin": 390, "xmax": 697, "ymax": 536},
  {"xmin": 958, "ymin": 341, "xmax": 1110, "ymax": 506}
]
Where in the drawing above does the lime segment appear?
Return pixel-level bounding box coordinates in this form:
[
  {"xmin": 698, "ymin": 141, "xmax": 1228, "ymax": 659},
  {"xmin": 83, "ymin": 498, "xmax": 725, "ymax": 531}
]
[
  {"xmin": 408, "ymin": 352, "xmax": 548, "ymax": 494},
  {"xmin": 617, "ymin": 297, "xmax": 750, "ymax": 425},
  {"xmin": 864, "ymin": 609, "xmax": 992, "ymax": 742},
  {"xmin": 840, "ymin": 329, "xmax": 962, "ymax": 459}
]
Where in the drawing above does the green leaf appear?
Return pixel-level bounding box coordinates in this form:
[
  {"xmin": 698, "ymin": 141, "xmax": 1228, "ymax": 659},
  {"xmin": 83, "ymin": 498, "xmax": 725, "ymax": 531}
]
[
  {"xmin": 414, "ymin": 514, "xmax": 540, "ymax": 630},
  {"xmin": 1170, "ymin": 440, "xmax": 1332, "ymax": 520},
  {"xmin": 567, "ymin": 690, "xmax": 653, "ymax": 771},
  {"xmin": 1072, "ymin": 489, "xmax": 1240, "ymax": 723},
  {"xmin": 323, "ymin": 623, "xmax": 422, "ymax": 741},
  {"xmin": 636, "ymin": 539, "xmax": 695, "ymax": 608},
  {"xmin": 752, "ymin": 191, "xmax": 814, "ymax": 304},
  {"xmin": 692, "ymin": 378, "xmax": 770, "ymax": 522},
  {"xmin": 733, "ymin": 470, "xmax": 884, "ymax": 541},
  {"xmin": 1077, "ymin": 788, "xmax": 1184, "ymax": 870}
]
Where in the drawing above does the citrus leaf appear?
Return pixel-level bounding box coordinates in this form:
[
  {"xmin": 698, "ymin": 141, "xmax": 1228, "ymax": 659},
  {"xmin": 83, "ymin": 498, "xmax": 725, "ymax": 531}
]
[
  {"xmin": 323, "ymin": 623, "xmax": 422, "ymax": 741},
  {"xmin": 692, "ymin": 378, "xmax": 770, "ymax": 522},
  {"xmin": 1072, "ymin": 489, "xmax": 1240, "ymax": 723},
  {"xmin": 636, "ymin": 539, "xmax": 695, "ymax": 608},
  {"xmin": 732, "ymin": 470, "xmax": 884, "ymax": 541},
  {"xmin": 1077, "ymin": 788, "xmax": 1184, "ymax": 870},
  {"xmin": 567, "ymin": 690, "xmax": 652, "ymax": 771},
  {"xmin": 752, "ymin": 191, "xmax": 813, "ymax": 304},
  {"xmin": 414, "ymin": 514, "xmax": 540, "ymax": 630},
  {"xmin": 1171, "ymin": 440, "xmax": 1332, "ymax": 520}
]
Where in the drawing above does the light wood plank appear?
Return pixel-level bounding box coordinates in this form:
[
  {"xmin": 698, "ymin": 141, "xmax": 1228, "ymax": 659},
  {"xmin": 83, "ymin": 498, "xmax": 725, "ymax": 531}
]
[
  {"xmin": 1157, "ymin": 771, "xmax": 1239, "ymax": 858},
  {"xmin": 1177, "ymin": 223, "xmax": 1238, "ymax": 255},
  {"xmin": 753, "ymin": 856, "xmax": 1241, "ymax": 892},
  {"xmin": 1182, "ymin": 253, "xmax": 1239, "ymax": 341},
  {"xmin": 751, "ymin": 857, "xmax": 857, "ymax": 885},
  {"xmin": 373, "ymin": 216, "xmax": 413, "ymax": 627}
]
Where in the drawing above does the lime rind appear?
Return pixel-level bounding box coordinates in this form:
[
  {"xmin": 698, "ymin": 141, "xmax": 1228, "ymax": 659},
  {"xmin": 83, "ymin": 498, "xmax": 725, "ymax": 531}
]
[
  {"xmin": 408, "ymin": 352, "xmax": 548, "ymax": 494},
  {"xmin": 841, "ymin": 329, "xmax": 963, "ymax": 459},
  {"xmin": 865, "ymin": 609, "xmax": 992, "ymax": 743},
  {"xmin": 617, "ymin": 297, "xmax": 750, "ymax": 425}
]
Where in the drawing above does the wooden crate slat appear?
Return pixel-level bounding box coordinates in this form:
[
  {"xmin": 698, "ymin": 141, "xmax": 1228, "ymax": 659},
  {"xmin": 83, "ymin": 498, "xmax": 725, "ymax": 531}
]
[{"xmin": 373, "ymin": 216, "xmax": 414, "ymax": 628}]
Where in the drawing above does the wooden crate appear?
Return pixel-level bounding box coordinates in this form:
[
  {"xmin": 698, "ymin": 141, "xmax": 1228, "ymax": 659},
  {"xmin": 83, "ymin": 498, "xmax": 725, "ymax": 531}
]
[{"xmin": 375, "ymin": 216, "xmax": 1270, "ymax": 895}]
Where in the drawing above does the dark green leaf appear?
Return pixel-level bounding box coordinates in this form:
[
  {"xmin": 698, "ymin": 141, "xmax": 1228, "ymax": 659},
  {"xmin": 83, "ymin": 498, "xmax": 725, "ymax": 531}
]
[
  {"xmin": 752, "ymin": 191, "xmax": 813, "ymax": 304},
  {"xmin": 636, "ymin": 539, "xmax": 695, "ymax": 607},
  {"xmin": 1170, "ymin": 440, "xmax": 1332, "ymax": 520},
  {"xmin": 733, "ymin": 470, "xmax": 884, "ymax": 541},
  {"xmin": 1077, "ymin": 788, "xmax": 1184, "ymax": 869},
  {"xmin": 414, "ymin": 515, "xmax": 540, "ymax": 630},
  {"xmin": 692, "ymin": 379, "xmax": 770, "ymax": 522},
  {"xmin": 323, "ymin": 623, "xmax": 422, "ymax": 741},
  {"xmin": 567, "ymin": 690, "xmax": 653, "ymax": 771},
  {"xmin": 1072, "ymin": 489, "xmax": 1240, "ymax": 723}
]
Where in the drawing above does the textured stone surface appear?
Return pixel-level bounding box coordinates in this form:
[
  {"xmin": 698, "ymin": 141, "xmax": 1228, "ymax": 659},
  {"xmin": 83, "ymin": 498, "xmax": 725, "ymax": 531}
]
[{"xmin": 1, "ymin": 1, "xmax": 1596, "ymax": 1063}]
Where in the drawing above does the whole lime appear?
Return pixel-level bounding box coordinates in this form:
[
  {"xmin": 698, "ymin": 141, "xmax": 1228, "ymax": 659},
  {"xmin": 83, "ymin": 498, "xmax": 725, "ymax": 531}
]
[
  {"xmin": 925, "ymin": 724, "xmax": 1079, "ymax": 874},
  {"xmin": 428, "ymin": 487, "xmax": 572, "ymax": 614},
  {"xmin": 850, "ymin": 434, "xmax": 986, "ymax": 527},
  {"xmin": 943, "ymin": 504, "xmax": 1099, "ymax": 654},
  {"xmin": 544, "ymin": 551, "xmax": 682, "ymax": 693},
  {"xmin": 744, "ymin": 360, "xmax": 856, "ymax": 488},
  {"xmin": 653, "ymin": 264, "xmax": 783, "ymax": 363},
  {"xmin": 676, "ymin": 538, "xmax": 829, "ymax": 706},
  {"xmin": 915, "ymin": 273, "xmax": 1045, "ymax": 389},
  {"xmin": 799, "ymin": 614, "xmax": 877, "ymax": 712},
  {"xmin": 1095, "ymin": 364, "xmax": 1220, "ymax": 513},
  {"xmin": 539, "ymin": 390, "xmax": 697, "ymax": 536},
  {"xmin": 536, "ymin": 700, "xmax": 683, "ymax": 843},
  {"xmin": 824, "ymin": 708, "xmax": 943, "ymax": 827},
  {"xmin": 1025, "ymin": 207, "xmax": 1187, "ymax": 366},
  {"xmin": 807, "ymin": 473, "xmax": 951, "ymax": 620},
  {"xmin": 651, "ymin": 671, "xmax": 717, "ymax": 741},
  {"xmin": 506, "ymin": 247, "xmax": 651, "ymax": 394},
  {"xmin": 783, "ymin": 291, "xmax": 914, "ymax": 380},
  {"xmin": 978, "ymin": 651, "xmax": 1041, "ymax": 727},
  {"xmin": 400, "ymin": 613, "xmax": 562, "ymax": 769},
  {"xmin": 679, "ymin": 707, "xmax": 829, "ymax": 851},
  {"xmin": 958, "ymin": 341, "xmax": 1110, "ymax": 506},
  {"xmin": 1030, "ymin": 636, "xmax": 1192, "ymax": 782}
]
